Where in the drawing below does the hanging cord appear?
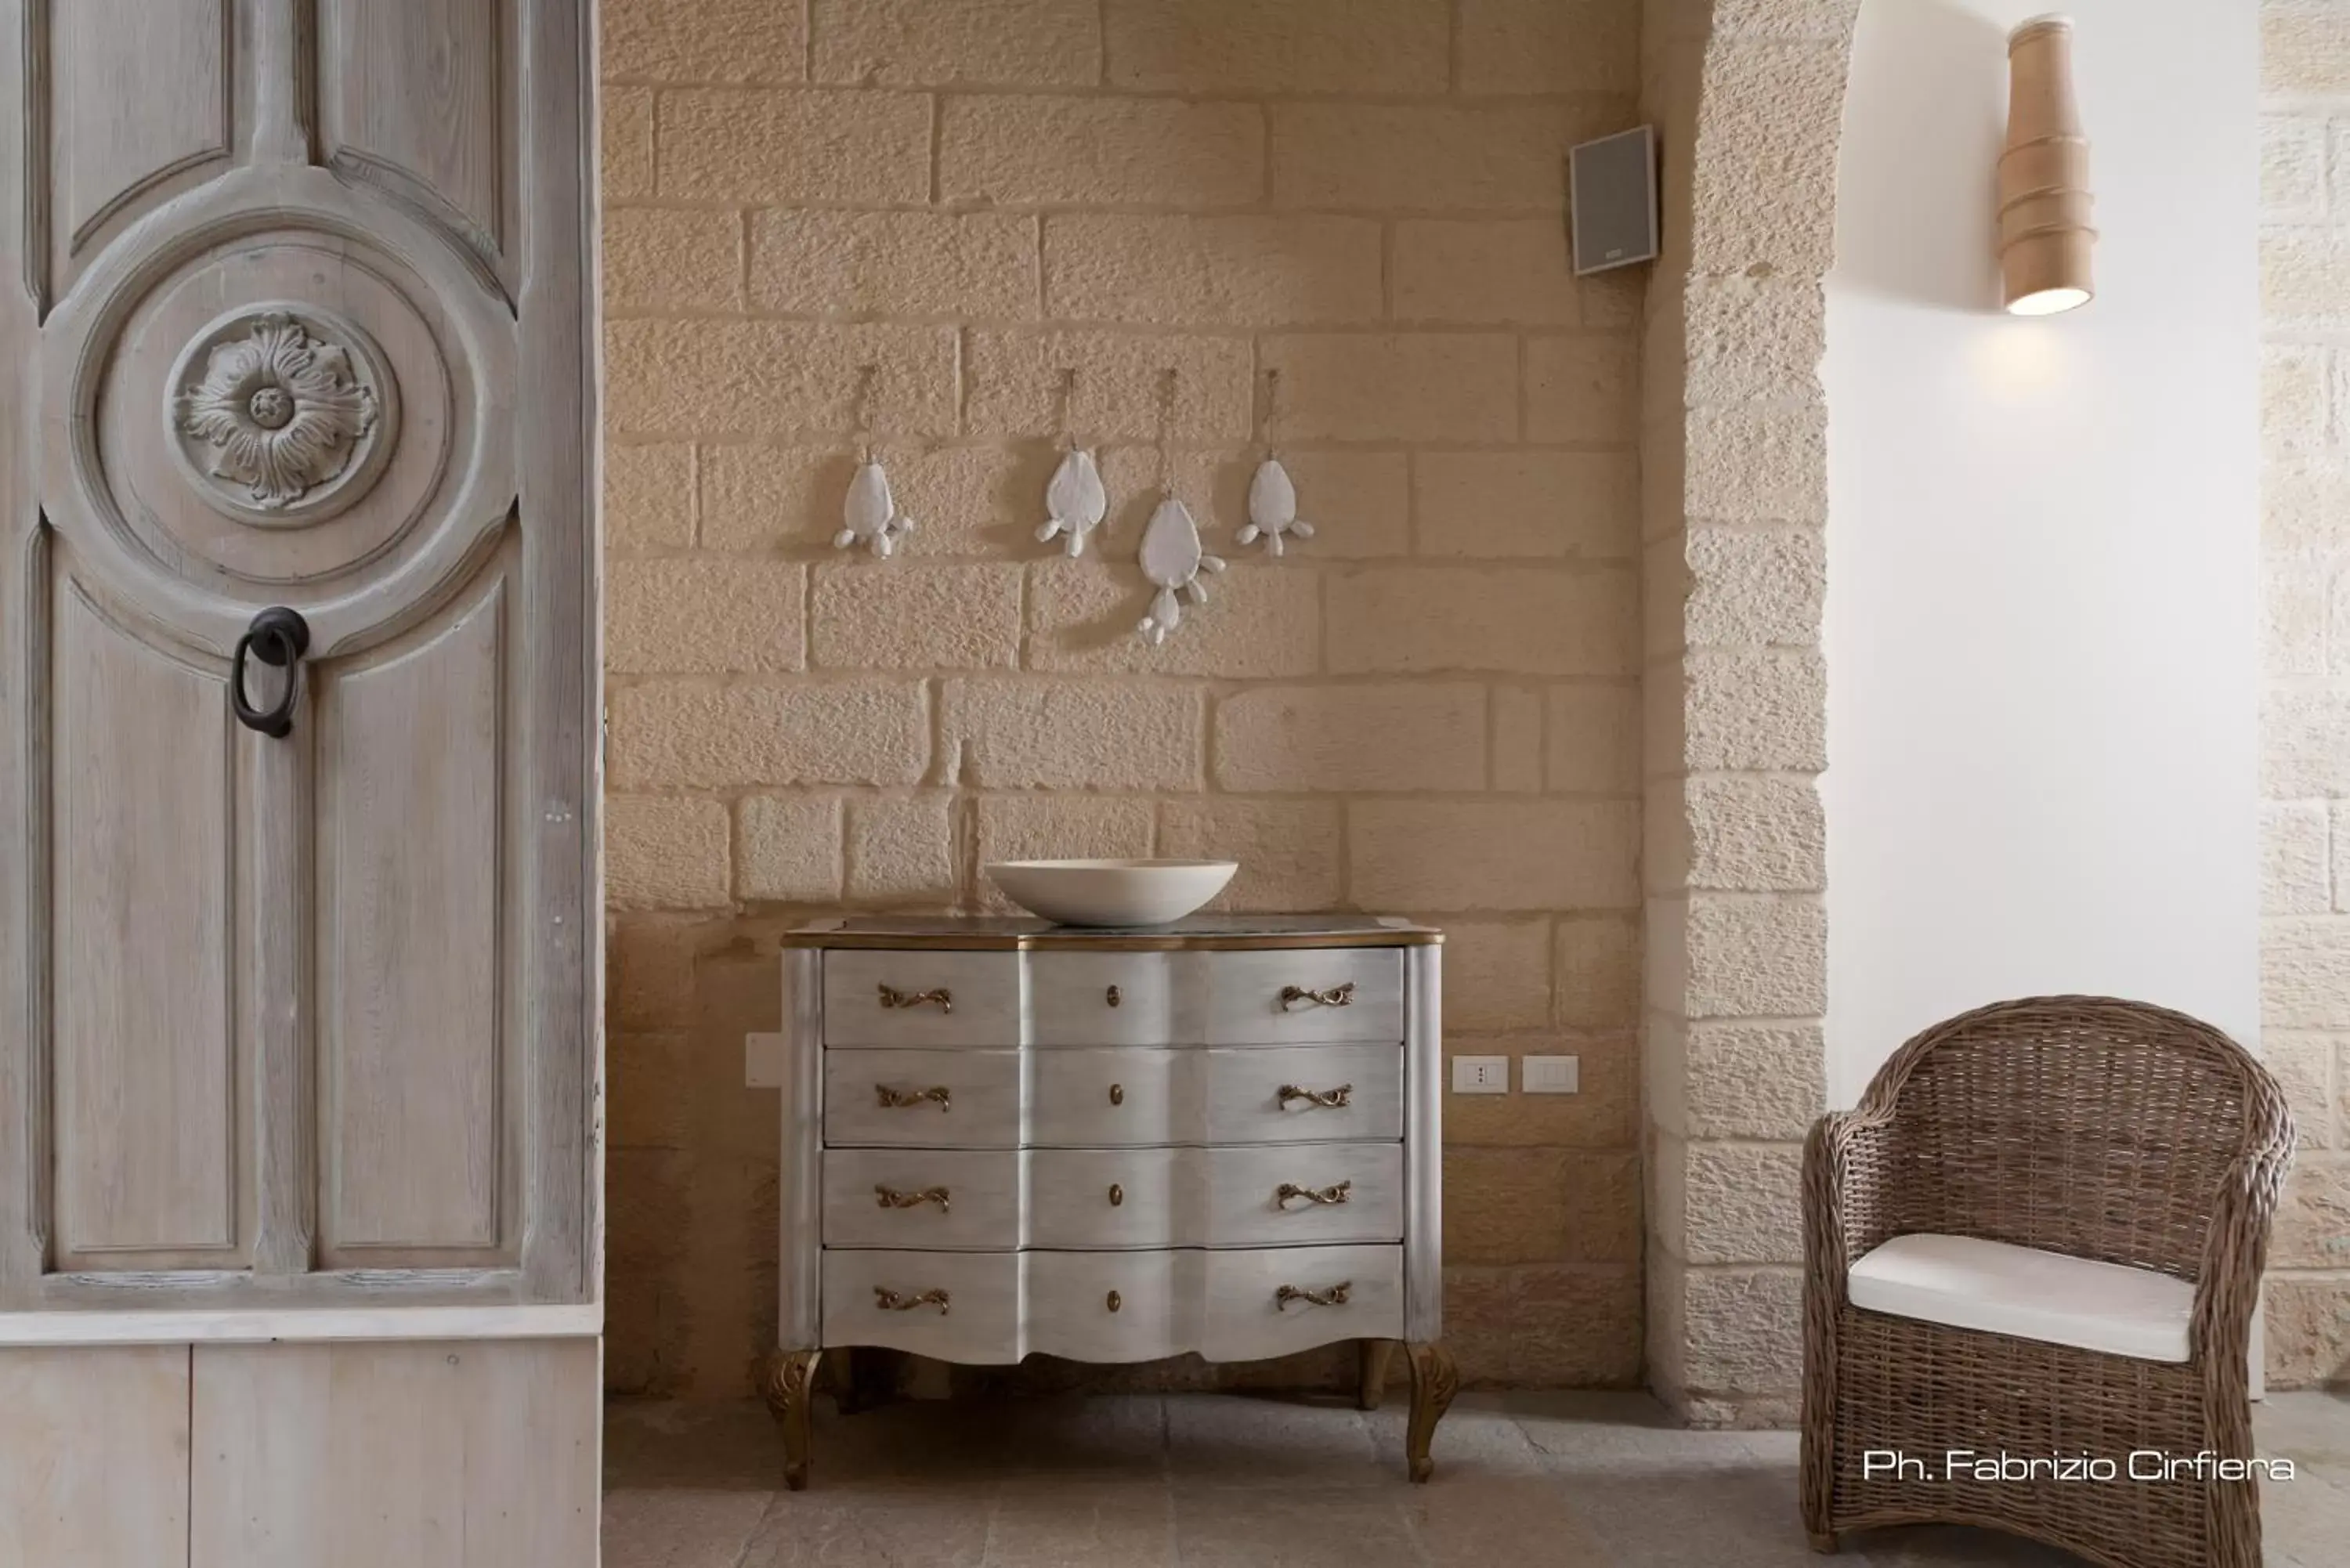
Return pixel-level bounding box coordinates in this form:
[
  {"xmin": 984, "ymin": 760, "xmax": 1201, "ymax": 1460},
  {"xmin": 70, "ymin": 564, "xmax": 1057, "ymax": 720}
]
[
  {"xmin": 1053, "ymin": 367, "xmax": 1077, "ymax": 451},
  {"xmin": 1155, "ymin": 367, "xmax": 1178, "ymax": 497},
  {"xmin": 1260, "ymin": 367, "xmax": 1282, "ymax": 460},
  {"xmin": 851, "ymin": 363, "xmax": 879, "ymax": 462}
]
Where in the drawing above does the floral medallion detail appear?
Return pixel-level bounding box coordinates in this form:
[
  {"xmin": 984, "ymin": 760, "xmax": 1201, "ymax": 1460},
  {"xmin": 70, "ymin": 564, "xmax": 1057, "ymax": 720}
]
[{"xmin": 167, "ymin": 306, "xmax": 397, "ymax": 522}]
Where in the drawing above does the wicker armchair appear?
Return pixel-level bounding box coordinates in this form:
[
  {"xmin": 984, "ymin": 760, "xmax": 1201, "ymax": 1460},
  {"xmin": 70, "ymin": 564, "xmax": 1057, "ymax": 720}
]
[{"xmin": 1799, "ymin": 996, "xmax": 2294, "ymax": 1568}]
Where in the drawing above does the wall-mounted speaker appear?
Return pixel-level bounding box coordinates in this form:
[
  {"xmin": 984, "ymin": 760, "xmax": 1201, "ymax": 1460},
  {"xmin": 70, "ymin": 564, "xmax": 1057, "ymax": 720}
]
[{"xmin": 1568, "ymin": 126, "xmax": 1659, "ymax": 276}]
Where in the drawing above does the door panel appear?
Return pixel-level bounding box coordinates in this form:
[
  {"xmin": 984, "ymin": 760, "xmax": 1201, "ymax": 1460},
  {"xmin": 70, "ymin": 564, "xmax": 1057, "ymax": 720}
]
[
  {"xmin": 0, "ymin": 1346, "xmax": 192, "ymax": 1567},
  {"xmin": 48, "ymin": 0, "xmax": 232, "ymax": 294},
  {"xmin": 319, "ymin": 568, "xmax": 511, "ymax": 1262},
  {"xmin": 189, "ymin": 1339, "xmax": 599, "ymax": 1568},
  {"xmin": 319, "ymin": 0, "xmax": 517, "ymax": 280},
  {"xmin": 50, "ymin": 574, "xmax": 247, "ymax": 1268},
  {"xmin": 0, "ymin": 0, "xmax": 597, "ymax": 1311}
]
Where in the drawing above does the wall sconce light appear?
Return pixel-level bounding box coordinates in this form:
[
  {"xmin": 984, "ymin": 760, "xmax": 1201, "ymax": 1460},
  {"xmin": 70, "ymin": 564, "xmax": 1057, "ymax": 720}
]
[{"xmin": 1998, "ymin": 15, "xmax": 2094, "ymax": 316}]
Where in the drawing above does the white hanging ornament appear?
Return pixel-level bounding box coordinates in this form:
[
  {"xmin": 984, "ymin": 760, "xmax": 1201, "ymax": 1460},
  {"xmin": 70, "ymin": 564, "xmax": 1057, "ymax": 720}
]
[
  {"xmin": 1237, "ymin": 455, "xmax": 1314, "ymax": 558},
  {"xmin": 1135, "ymin": 494, "xmax": 1224, "ymax": 645},
  {"xmin": 1036, "ymin": 446, "xmax": 1108, "ymax": 556},
  {"xmin": 833, "ymin": 458, "xmax": 915, "ymax": 558}
]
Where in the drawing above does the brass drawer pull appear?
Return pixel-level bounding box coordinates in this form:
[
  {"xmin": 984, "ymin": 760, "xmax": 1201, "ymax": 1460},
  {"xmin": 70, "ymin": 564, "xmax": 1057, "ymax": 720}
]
[
  {"xmin": 877, "ymin": 983, "xmax": 953, "ymax": 1013},
  {"xmin": 1106, "ymin": 1290, "xmax": 1123, "ymax": 1313},
  {"xmin": 1106, "ymin": 984, "xmax": 1122, "ymax": 1007},
  {"xmin": 875, "ymin": 1084, "xmax": 952, "ymax": 1111},
  {"xmin": 1279, "ymin": 982, "xmax": 1355, "ymax": 1011},
  {"xmin": 1275, "ymin": 1281, "xmax": 1353, "ymax": 1311},
  {"xmin": 874, "ymin": 1184, "xmax": 950, "ymax": 1212},
  {"xmin": 1276, "ymin": 1082, "xmax": 1353, "ymax": 1110},
  {"xmin": 1108, "ymin": 1082, "xmax": 1125, "ymax": 1106},
  {"xmin": 1274, "ymin": 1180, "xmax": 1352, "ymax": 1209},
  {"xmin": 873, "ymin": 1286, "xmax": 950, "ymax": 1314},
  {"xmin": 1108, "ymin": 1183, "xmax": 1125, "ymax": 1206}
]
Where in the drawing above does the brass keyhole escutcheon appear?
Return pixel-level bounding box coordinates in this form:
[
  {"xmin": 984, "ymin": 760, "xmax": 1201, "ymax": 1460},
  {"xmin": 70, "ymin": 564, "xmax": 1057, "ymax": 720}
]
[
  {"xmin": 1109, "ymin": 1183, "xmax": 1125, "ymax": 1206},
  {"xmin": 1106, "ymin": 984, "xmax": 1121, "ymax": 1007},
  {"xmin": 1106, "ymin": 1290, "xmax": 1123, "ymax": 1313},
  {"xmin": 1108, "ymin": 1083, "xmax": 1125, "ymax": 1106}
]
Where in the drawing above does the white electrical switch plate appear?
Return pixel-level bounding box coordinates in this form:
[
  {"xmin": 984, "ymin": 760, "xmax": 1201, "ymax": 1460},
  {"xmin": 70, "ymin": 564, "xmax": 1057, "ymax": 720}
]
[
  {"xmin": 1523, "ymin": 1055, "xmax": 1580, "ymax": 1094},
  {"xmin": 1452, "ymin": 1054, "xmax": 1509, "ymax": 1094},
  {"xmin": 745, "ymin": 1031, "xmax": 785, "ymax": 1089}
]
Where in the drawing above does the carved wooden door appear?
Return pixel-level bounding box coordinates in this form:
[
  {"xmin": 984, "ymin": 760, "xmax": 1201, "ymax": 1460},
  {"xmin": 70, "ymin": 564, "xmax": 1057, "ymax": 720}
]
[{"xmin": 0, "ymin": 2, "xmax": 598, "ymax": 1316}]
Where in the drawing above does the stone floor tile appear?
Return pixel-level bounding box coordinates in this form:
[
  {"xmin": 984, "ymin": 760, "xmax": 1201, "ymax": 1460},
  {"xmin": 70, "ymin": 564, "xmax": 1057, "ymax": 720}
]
[
  {"xmin": 735, "ymin": 1486, "xmax": 997, "ymax": 1568},
  {"xmin": 1397, "ymin": 1474, "xmax": 1614, "ymax": 1566},
  {"xmin": 2258, "ymin": 1466, "xmax": 2350, "ymax": 1568},
  {"xmin": 1513, "ymin": 1393, "xmax": 1773, "ymax": 1478},
  {"xmin": 1553, "ymin": 1465, "xmax": 1834, "ymax": 1566},
  {"xmin": 1171, "ymin": 1487, "xmax": 1429, "ymax": 1568},
  {"xmin": 601, "ymin": 1488, "xmax": 773, "ymax": 1568},
  {"xmin": 606, "ymin": 1399, "xmax": 791, "ymax": 1492},
  {"xmin": 2257, "ymin": 1389, "xmax": 2350, "ymax": 1470},
  {"xmin": 1848, "ymin": 1523, "xmax": 2083, "ymax": 1566},
  {"xmin": 1735, "ymin": 1425, "xmax": 1801, "ymax": 1466},
  {"xmin": 1164, "ymin": 1393, "xmax": 1387, "ymax": 1488},
  {"xmin": 814, "ymin": 1400, "xmax": 1046, "ymax": 1487},
  {"xmin": 984, "ymin": 1479, "xmax": 1177, "ymax": 1566}
]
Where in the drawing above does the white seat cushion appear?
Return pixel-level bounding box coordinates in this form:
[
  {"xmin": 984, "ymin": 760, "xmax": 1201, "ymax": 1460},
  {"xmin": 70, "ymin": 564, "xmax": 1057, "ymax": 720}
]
[{"xmin": 1846, "ymin": 1233, "xmax": 2193, "ymax": 1363}]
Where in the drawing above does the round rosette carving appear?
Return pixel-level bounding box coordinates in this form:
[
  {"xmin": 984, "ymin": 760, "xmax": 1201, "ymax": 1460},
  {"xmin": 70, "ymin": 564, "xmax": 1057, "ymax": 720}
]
[{"xmin": 164, "ymin": 304, "xmax": 401, "ymax": 526}]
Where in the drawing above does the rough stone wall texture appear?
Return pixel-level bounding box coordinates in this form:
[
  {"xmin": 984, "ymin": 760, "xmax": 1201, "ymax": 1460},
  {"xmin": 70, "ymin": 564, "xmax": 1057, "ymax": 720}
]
[
  {"xmin": 2260, "ymin": 0, "xmax": 2350, "ymax": 1390},
  {"xmin": 601, "ymin": 0, "xmax": 1650, "ymax": 1399},
  {"xmin": 1637, "ymin": 0, "xmax": 1854, "ymax": 1428}
]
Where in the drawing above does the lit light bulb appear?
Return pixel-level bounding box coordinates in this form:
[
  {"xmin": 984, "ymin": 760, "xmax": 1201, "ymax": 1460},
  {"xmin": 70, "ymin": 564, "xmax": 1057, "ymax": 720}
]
[{"xmin": 2005, "ymin": 285, "xmax": 2092, "ymax": 317}]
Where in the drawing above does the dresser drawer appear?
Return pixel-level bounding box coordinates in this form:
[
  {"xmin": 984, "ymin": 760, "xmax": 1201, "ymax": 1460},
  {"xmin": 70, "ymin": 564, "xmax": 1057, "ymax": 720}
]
[
  {"xmin": 819, "ymin": 948, "xmax": 1403, "ymax": 1047},
  {"xmin": 822, "ymin": 1143, "xmax": 1402, "ymax": 1251},
  {"xmin": 1022, "ymin": 1245, "xmax": 1406, "ymax": 1363},
  {"xmin": 1025, "ymin": 1248, "xmax": 1183, "ymax": 1363},
  {"xmin": 1027, "ymin": 1144, "xmax": 1403, "ymax": 1249},
  {"xmin": 822, "ymin": 1150, "xmax": 1018, "ymax": 1249},
  {"xmin": 1027, "ymin": 952, "xmax": 1178, "ymax": 1046},
  {"xmin": 1196, "ymin": 1244, "xmax": 1405, "ymax": 1360},
  {"xmin": 1028, "ymin": 949, "xmax": 1405, "ymax": 1047},
  {"xmin": 824, "ymin": 1050, "xmax": 1021, "ymax": 1147},
  {"xmin": 824, "ymin": 1044, "xmax": 1404, "ymax": 1150},
  {"xmin": 822, "ymin": 1248, "xmax": 1018, "ymax": 1362},
  {"xmin": 1197, "ymin": 949, "xmax": 1403, "ymax": 1045},
  {"xmin": 1029, "ymin": 1044, "xmax": 1403, "ymax": 1146},
  {"xmin": 821, "ymin": 1245, "xmax": 1405, "ymax": 1364},
  {"xmin": 823, "ymin": 951, "xmax": 1020, "ymax": 1046}
]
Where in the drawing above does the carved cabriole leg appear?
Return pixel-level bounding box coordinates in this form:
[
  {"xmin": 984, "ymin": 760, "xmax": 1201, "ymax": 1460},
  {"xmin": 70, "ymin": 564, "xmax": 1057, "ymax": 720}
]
[
  {"xmin": 762, "ymin": 1349, "xmax": 825, "ymax": 1490},
  {"xmin": 1402, "ymin": 1341, "xmax": 1459, "ymax": 1483},
  {"xmin": 1358, "ymin": 1339, "xmax": 1397, "ymax": 1411}
]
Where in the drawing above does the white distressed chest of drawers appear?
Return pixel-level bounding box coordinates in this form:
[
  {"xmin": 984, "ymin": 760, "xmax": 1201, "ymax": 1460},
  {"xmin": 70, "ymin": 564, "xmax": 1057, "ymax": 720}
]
[{"xmin": 765, "ymin": 915, "xmax": 1455, "ymax": 1487}]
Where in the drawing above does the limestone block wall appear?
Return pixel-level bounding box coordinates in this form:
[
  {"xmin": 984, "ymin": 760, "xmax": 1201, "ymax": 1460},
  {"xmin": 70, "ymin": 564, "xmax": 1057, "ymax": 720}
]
[
  {"xmin": 598, "ymin": 0, "xmax": 1651, "ymax": 1398},
  {"xmin": 1638, "ymin": 0, "xmax": 1855, "ymax": 1427},
  {"xmin": 2258, "ymin": 0, "xmax": 2350, "ymax": 1389}
]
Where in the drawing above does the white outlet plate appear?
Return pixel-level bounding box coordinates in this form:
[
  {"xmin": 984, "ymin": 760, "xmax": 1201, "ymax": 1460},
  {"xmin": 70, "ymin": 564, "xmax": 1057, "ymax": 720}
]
[
  {"xmin": 1523, "ymin": 1054, "xmax": 1579, "ymax": 1094},
  {"xmin": 745, "ymin": 1031, "xmax": 785, "ymax": 1089},
  {"xmin": 1452, "ymin": 1054, "xmax": 1509, "ymax": 1094}
]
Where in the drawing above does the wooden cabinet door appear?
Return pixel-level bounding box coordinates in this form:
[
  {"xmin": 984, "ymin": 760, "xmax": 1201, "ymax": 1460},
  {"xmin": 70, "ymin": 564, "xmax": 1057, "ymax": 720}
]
[
  {"xmin": 0, "ymin": 1346, "xmax": 192, "ymax": 1566},
  {"xmin": 189, "ymin": 1340, "xmax": 600, "ymax": 1568},
  {"xmin": 0, "ymin": 1, "xmax": 598, "ymax": 1311}
]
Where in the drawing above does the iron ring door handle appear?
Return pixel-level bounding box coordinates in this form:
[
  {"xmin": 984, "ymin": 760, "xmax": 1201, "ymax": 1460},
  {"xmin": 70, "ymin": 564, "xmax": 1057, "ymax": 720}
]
[{"xmin": 229, "ymin": 606, "xmax": 312, "ymax": 739}]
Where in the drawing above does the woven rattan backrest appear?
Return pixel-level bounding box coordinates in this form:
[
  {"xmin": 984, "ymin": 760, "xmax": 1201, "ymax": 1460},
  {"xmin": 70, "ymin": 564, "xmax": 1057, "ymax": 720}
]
[{"xmin": 1857, "ymin": 996, "xmax": 2282, "ymax": 1281}]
